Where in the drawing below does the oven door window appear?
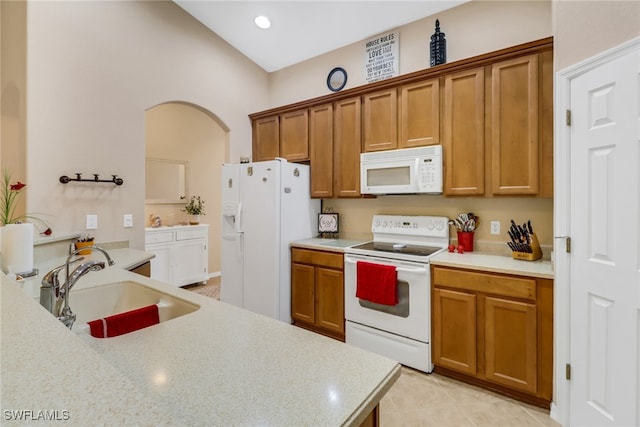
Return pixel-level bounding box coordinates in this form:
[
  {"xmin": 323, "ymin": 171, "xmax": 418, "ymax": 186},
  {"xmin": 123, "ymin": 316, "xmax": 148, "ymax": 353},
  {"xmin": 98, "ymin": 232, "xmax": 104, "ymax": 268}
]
[{"xmin": 358, "ymin": 280, "xmax": 409, "ymax": 317}]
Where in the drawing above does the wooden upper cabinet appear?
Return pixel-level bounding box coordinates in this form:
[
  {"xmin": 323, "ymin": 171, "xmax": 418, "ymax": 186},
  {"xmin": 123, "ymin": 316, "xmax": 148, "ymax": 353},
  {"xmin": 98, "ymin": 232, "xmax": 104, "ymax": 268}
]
[
  {"xmin": 363, "ymin": 89, "xmax": 397, "ymax": 152},
  {"xmin": 399, "ymin": 79, "xmax": 440, "ymax": 148},
  {"xmin": 490, "ymin": 54, "xmax": 539, "ymax": 195},
  {"xmin": 334, "ymin": 97, "xmax": 362, "ymax": 198},
  {"xmin": 280, "ymin": 109, "xmax": 309, "ymax": 161},
  {"xmin": 250, "ymin": 38, "xmax": 553, "ymax": 198},
  {"xmin": 252, "ymin": 115, "xmax": 279, "ymax": 162},
  {"xmin": 309, "ymin": 103, "xmax": 334, "ymax": 198},
  {"xmin": 443, "ymin": 68, "xmax": 485, "ymax": 196}
]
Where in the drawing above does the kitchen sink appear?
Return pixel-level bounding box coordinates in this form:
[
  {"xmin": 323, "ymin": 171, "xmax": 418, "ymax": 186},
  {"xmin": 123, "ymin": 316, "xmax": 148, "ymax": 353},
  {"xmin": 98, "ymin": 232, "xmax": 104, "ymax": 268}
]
[{"xmin": 70, "ymin": 281, "xmax": 199, "ymax": 336}]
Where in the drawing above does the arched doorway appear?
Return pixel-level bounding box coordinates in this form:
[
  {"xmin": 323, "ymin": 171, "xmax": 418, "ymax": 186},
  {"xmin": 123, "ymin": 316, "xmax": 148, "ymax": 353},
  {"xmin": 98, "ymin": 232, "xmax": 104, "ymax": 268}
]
[{"xmin": 144, "ymin": 101, "xmax": 228, "ymax": 279}]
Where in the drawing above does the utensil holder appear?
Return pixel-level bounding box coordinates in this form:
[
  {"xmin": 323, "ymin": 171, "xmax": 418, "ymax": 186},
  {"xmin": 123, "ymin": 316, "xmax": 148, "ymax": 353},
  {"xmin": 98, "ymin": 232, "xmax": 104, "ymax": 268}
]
[
  {"xmin": 511, "ymin": 233, "xmax": 542, "ymax": 261},
  {"xmin": 457, "ymin": 231, "xmax": 474, "ymax": 252}
]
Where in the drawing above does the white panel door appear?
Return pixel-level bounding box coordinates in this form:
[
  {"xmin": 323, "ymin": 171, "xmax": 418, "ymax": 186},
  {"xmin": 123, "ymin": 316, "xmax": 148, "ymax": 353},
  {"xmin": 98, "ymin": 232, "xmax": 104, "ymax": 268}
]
[{"xmin": 569, "ymin": 47, "xmax": 640, "ymax": 426}]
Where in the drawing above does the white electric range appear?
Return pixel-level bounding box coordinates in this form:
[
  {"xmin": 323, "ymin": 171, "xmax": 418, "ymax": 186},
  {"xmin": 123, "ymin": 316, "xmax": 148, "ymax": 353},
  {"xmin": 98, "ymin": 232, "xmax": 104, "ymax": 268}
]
[{"xmin": 343, "ymin": 214, "xmax": 449, "ymax": 373}]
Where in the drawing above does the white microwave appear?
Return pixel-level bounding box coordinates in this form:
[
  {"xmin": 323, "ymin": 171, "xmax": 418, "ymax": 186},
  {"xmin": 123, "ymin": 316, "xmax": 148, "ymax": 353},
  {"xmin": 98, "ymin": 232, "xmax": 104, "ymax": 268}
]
[{"xmin": 360, "ymin": 145, "xmax": 443, "ymax": 195}]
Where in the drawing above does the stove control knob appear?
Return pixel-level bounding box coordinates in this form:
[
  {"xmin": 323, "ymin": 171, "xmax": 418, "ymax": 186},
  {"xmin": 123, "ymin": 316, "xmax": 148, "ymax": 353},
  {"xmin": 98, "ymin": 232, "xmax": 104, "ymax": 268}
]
[
  {"xmin": 427, "ymin": 222, "xmax": 434, "ymax": 230},
  {"xmin": 436, "ymin": 221, "xmax": 445, "ymax": 230}
]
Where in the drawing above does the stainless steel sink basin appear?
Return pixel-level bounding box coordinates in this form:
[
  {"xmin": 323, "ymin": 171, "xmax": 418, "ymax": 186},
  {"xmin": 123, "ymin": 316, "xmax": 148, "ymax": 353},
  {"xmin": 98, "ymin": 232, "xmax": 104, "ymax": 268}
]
[{"xmin": 70, "ymin": 281, "xmax": 199, "ymax": 336}]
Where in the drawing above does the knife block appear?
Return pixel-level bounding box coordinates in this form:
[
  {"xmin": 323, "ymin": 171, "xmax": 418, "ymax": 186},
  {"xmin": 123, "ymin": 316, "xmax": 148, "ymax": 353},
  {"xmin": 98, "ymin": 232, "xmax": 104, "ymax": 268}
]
[{"xmin": 512, "ymin": 233, "xmax": 543, "ymax": 261}]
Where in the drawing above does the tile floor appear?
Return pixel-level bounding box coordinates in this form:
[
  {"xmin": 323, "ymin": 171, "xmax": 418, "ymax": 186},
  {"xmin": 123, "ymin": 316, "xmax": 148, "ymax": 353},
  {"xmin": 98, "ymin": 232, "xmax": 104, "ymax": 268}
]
[
  {"xmin": 380, "ymin": 367, "xmax": 560, "ymax": 427},
  {"xmin": 187, "ymin": 278, "xmax": 560, "ymax": 426}
]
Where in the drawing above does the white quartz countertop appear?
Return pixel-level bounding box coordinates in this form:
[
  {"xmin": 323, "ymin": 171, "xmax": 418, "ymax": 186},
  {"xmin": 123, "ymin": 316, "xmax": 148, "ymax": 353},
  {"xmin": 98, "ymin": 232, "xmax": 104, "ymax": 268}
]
[
  {"xmin": 431, "ymin": 251, "xmax": 554, "ymax": 279},
  {"xmin": 291, "ymin": 237, "xmax": 370, "ymax": 253},
  {"xmin": 1, "ymin": 249, "xmax": 400, "ymax": 426},
  {"xmin": 293, "ymin": 238, "xmax": 553, "ymax": 279}
]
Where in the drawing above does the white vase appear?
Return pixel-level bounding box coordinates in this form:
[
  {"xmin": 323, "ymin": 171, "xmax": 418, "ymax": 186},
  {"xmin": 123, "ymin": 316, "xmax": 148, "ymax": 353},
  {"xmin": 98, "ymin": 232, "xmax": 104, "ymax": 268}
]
[{"xmin": 189, "ymin": 215, "xmax": 200, "ymax": 225}]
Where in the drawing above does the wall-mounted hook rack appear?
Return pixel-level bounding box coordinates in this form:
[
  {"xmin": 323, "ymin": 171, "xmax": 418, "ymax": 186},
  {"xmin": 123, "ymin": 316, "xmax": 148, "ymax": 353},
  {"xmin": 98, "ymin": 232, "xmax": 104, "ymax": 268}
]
[{"xmin": 59, "ymin": 173, "xmax": 124, "ymax": 186}]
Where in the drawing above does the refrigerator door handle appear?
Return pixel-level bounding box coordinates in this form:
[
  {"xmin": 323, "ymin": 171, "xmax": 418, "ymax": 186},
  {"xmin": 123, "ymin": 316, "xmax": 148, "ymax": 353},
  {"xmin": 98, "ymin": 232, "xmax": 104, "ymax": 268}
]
[
  {"xmin": 236, "ymin": 202, "xmax": 243, "ymax": 233},
  {"xmin": 237, "ymin": 232, "xmax": 244, "ymax": 259}
]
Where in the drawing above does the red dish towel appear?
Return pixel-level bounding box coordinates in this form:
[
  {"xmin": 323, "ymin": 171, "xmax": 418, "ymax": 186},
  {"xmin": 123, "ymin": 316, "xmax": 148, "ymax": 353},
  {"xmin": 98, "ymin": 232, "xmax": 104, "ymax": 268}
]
[
  {"xmin": 356, "ymin": 261, "xmax": 398, "ymax": 306},
  {"xmin": 88, "ymin": 304, "xmax": 160, "ymax": 338}
]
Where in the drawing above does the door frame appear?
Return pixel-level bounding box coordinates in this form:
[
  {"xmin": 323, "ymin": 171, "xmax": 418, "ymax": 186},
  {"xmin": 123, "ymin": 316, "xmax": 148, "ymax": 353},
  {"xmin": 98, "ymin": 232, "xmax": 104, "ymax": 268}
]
[{"xmin": 553, "ymin": 36, "xmax": 640, "ymax": 426}]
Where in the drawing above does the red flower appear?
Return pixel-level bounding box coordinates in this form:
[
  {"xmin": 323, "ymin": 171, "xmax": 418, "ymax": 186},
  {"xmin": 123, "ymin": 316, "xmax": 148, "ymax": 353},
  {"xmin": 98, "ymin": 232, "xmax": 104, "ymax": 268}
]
[{"xmin": 10, "ymin": 181, "xmax": 26, "ymax": 191}]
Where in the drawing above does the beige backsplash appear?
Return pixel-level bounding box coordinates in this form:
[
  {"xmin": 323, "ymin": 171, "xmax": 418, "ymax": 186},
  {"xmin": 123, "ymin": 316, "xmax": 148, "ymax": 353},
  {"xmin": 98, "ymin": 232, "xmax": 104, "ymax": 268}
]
[{"xmin": 324, "ymin": 196, "xmax": 554, "ymax": 259}]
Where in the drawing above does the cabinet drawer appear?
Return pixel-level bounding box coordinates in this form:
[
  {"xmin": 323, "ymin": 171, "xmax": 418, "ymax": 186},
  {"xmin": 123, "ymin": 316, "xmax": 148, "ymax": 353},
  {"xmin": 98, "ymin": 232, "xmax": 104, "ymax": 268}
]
[
  {"xmin": 176, "ymin": 228, "xmax": 207, "ymax": 241},
  {"xmin": 145, "ymin": 231, "xmax": 174, "ymax": 245},
  {"xmin": 433, "ymin": 267, "xmax": 535, "ymax": 301},
  {"xmin": 291, "ymin": 248, "xmax": 343, "ymax": 270}
]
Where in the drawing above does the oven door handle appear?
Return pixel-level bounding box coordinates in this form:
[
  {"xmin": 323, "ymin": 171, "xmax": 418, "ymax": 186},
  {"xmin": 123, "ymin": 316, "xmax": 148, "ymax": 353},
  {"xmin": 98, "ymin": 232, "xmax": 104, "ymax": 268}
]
[{"xmin": 345, "ymin": 254, "xmax": 428, "ymax": 273}]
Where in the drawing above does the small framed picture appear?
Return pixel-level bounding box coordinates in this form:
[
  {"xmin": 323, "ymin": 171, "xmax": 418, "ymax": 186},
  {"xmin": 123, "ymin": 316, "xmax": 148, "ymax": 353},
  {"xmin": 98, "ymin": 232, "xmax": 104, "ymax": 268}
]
[{"xmin": 318, "ymin": 213, "xmax": 339, "ymax": 234}]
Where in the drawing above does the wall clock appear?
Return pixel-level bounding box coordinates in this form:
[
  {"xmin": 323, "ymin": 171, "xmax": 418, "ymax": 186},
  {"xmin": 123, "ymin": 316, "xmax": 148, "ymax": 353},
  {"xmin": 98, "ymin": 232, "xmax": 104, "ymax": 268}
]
[{"xmin": 327, "ymin": 67, "xmax": 347, "ymax": 92}]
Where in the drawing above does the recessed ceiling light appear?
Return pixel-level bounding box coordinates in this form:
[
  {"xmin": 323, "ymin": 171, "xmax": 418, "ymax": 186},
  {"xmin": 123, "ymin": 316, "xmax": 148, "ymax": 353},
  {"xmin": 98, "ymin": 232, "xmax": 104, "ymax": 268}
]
[{"xmin": 254, "ymin": 15, "xmax": 271, "ymax": 29}]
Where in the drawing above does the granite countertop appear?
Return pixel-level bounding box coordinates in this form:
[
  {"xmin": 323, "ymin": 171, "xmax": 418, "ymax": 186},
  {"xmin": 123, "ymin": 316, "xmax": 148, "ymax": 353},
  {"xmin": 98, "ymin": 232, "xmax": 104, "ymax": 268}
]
[
  {"xmin": 1, "ymin": 249, "xmax": 400, "ymax": 426},
  {"xmin": 431, "ymin": 251, "xmax": 554, "ymax": 279}
]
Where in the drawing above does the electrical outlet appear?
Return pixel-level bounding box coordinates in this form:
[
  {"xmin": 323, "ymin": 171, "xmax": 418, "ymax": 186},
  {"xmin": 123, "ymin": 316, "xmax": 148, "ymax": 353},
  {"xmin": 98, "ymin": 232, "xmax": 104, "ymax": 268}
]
[
  {"xmin": 490, "ymin": 220, "xmax": 500, "ymax": 235},
  {"xmin": 86, "ymin": 214, "xmax": 98, "ymax": 230},
  {"xmin": 123, "ymin": 214, "xmax": 133, "ymax": 228}
]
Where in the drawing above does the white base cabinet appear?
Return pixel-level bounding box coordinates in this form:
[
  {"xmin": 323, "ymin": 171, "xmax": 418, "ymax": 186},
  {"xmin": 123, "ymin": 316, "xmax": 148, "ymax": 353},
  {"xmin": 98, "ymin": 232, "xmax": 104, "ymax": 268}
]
[{"xmin": 144, "ymin": 225, "xmax": 209, "ymax": 287}]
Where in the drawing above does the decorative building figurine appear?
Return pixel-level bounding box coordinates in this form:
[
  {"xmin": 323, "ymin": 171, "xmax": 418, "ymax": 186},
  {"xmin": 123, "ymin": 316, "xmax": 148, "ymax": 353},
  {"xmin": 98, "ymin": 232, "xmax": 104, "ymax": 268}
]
[{"xmin": 430, "ymin": 19, "xmax": 447, "ymax": 66}]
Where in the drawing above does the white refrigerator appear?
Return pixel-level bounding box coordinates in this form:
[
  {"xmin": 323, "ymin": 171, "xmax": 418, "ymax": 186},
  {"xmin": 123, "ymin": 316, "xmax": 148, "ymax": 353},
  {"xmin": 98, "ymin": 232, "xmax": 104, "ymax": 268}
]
[{"xmin": 220, "ymin": 159, "xmax": 320, "ymax": 323}]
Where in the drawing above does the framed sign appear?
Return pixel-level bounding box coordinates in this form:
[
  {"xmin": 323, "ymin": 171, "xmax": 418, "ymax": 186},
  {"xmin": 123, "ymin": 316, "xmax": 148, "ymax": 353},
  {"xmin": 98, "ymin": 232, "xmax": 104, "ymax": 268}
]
[
  {"xmin": 318, "ymin": 213, "xmax": 339, "ymax": 234},
  {"xmin": 364, "ymin": 31, "xmax": 399, "ymax": 83}
]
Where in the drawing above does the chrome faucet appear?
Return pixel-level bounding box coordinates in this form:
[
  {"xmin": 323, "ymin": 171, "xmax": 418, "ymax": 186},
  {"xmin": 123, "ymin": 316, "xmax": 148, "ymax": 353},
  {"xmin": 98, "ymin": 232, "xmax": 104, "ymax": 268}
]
[{"xmin": 40, "ymin": 246, "xmax": 115, "ymax": 328}]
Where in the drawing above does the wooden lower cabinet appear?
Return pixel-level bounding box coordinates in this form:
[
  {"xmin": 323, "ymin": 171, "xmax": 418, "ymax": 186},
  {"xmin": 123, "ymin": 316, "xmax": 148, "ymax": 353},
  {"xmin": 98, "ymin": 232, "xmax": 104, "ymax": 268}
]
[
  {"xmin": 431, "ymin": 265, "xmax": 553, "ymax": 408},
  {"xmin": 129, "ymin": 261, "xmax": 151, "ymax": 277},
  {"xmin": 291, "ymin": 248, "xmax": 344, "ymax": 341},
  {"xmin": 432, "ymin": 288, "xmax": 477, "ymax": 375}
]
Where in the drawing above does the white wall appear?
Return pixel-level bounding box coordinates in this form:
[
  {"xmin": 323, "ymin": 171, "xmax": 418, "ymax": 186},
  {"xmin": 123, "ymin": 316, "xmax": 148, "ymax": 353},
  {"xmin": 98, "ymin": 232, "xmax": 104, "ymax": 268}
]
[
  {"xmin": 269, "ymin": 0, "xmax": 552, "ymax": 106},
  {"xmin": 19, "ymin": 1, "xmax": 268, "ymax": 249}
]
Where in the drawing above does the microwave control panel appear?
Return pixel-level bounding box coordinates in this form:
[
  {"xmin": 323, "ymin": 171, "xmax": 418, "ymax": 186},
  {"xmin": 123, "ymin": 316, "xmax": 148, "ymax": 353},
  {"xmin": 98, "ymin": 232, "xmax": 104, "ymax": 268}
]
[{"xmin": 417, "ymin": 155, "xmax": 442, "ymax": 193}]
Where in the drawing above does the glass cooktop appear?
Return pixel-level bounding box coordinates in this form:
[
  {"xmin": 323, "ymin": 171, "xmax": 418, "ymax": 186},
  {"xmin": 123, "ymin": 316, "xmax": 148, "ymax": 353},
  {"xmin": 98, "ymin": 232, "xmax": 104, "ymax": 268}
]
[{"xmin": 349, "ymin": 241, "xmax": 444, "ymax": 257}]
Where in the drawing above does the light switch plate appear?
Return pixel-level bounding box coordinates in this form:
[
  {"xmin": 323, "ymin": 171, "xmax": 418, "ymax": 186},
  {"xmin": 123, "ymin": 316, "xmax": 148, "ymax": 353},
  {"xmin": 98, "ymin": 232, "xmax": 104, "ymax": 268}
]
[
  {"xmin": 123, "ymin": 214, "xmax": 133, "ymax": 228},
  {"xmin": 86, "ymin": 214, "xmax": 98, "ymax": 230}
]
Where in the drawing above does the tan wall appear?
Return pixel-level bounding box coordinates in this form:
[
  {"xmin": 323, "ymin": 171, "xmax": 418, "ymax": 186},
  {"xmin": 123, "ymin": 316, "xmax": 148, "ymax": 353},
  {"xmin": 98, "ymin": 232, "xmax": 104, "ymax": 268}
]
[
  {"xmin": 16, "ymin": 0, "xmax": 268, "ymax": 249},
  {"xmin": 269, "ymin": 1, "xmax": 552, "ymax": 106},
  {"xmin": 553, "ymin": 0, "xmax": 640, "ymax": 70},
  {"xmin": 325, "ymin": 197, "xmax": 553, "ymax": 254},
  {"xmin": 0, "ymin": 1, "xmax": 28, "ymax": 219},
  {"xmin": 144, "ymin": 102, "xmax": 225, "ymax": 275}
]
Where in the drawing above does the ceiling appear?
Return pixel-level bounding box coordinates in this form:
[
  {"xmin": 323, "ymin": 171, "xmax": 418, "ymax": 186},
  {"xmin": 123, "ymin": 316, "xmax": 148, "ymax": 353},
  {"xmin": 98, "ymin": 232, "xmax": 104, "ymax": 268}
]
[{"xmin": 173, "ymin": 1, "xmax": 468, "ymax": 72}]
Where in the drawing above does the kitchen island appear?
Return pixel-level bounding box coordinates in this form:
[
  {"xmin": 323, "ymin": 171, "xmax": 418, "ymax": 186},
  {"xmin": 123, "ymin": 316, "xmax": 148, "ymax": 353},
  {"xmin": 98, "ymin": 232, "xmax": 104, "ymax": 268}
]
[{"xmin": 1, "ymin": 249, "xmax": 399, "ymax": 426}]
